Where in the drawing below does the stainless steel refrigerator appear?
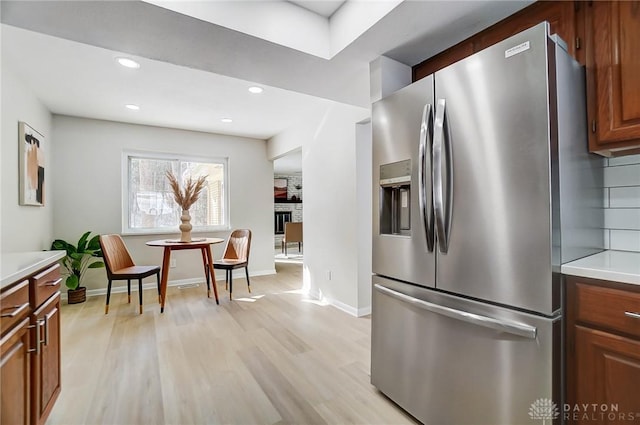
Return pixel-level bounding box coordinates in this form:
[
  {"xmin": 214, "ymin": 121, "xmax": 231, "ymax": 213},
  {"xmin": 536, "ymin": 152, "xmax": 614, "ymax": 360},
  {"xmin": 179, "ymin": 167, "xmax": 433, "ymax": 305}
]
[{"xmin": 371, "ymin": 23, "xmax": 603, "ymax": 425}]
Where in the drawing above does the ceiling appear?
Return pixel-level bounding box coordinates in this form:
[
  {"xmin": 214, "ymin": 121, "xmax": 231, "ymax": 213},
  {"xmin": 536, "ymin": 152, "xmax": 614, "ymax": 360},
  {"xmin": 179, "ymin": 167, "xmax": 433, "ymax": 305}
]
[
  {"xmin": 288, "ymin": 1, "xmax": 346, "ymax": 18},
  {"xmin": 2, "ymin": 24, "xmax": 333, "ymax": 140},
  {"xmin": 1, "ymin": 0, "xmax": 532, "ymax": 171}
]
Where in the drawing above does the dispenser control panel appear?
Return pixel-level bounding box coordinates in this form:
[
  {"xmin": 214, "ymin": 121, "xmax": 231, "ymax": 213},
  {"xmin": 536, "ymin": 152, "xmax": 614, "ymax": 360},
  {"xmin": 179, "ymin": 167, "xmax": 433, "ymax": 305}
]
[{"xmin": 380, "ymin": 160, "xmax": 412, "ymax": 186}]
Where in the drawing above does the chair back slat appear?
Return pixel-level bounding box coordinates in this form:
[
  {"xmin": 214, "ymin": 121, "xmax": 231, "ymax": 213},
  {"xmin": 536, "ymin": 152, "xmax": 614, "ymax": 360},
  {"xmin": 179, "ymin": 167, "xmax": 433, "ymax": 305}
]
[
  {"xmin": 100, "ymin": 234, "xmax": 135, "ymax": 274},
  {"xmin": 223, "ymin": 229, "xmax": 251, "ymax": 262}
]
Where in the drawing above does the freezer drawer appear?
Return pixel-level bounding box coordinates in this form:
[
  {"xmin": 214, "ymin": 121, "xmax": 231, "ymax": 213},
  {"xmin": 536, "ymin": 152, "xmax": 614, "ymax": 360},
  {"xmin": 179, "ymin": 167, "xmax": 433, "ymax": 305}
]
[{"xmin": 371, "ymin": 276, "xmax": 561, "ymax": 425}]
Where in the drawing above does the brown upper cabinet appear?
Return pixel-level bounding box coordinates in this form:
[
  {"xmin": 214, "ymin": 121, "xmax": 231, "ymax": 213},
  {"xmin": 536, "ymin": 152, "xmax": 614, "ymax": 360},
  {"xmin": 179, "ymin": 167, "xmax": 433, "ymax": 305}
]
[
  {"xmin": 585, "ymin": 1, "xmax": 640, "ymax": 156},
  {"xmin": 412, "ymin": 1, "xmax": 640, "ymax": 157}
]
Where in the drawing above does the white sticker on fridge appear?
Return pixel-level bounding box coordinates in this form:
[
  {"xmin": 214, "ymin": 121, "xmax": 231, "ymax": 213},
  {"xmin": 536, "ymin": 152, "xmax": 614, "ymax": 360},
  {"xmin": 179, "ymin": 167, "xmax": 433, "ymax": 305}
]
[{"xmin": 505, "ymin": 41, "xmax": 531, "ymax": 58}]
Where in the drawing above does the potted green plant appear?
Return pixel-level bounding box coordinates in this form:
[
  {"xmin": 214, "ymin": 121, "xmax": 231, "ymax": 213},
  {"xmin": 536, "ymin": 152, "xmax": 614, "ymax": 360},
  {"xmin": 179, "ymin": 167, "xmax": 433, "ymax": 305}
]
[{"xmin": 50, "ymin": 231, "xmax": 105, "ymax": 304}]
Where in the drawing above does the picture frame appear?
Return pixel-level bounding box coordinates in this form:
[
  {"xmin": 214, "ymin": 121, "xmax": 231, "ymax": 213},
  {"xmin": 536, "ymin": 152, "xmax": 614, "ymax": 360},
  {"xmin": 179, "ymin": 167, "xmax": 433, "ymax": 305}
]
[
  {"xmin": 19, "ymin": 122, "xmax": 45, "ymax": 206},
  {"xmin": 274, "ymin": 178, "xmax": 287, "ymax": 200}
]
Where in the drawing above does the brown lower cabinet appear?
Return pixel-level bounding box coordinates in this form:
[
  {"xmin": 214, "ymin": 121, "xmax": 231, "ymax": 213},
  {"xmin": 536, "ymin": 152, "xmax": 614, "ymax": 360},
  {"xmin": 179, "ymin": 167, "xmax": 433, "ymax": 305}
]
[
  {"xmin": 31, "ymin": 293, "xmax": 61, "ymax": 425},
  {"xmin": 0, "ymin": 262, "xmax": 61, "ymax": 425},
  {"xmin": 565, "ymin": 276, "xmax": 640, "ymax": 424},
  {"xmin": 0, "ymin": 318, "xmax": 31, "ymax": 425}
]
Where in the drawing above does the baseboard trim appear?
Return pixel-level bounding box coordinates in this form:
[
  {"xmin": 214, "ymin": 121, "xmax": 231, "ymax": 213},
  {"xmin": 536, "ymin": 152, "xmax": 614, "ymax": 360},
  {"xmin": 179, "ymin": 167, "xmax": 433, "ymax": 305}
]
[
  {"xmin": 60, "ymin": 268, "xmax": 277, "ymax": 300},
  {"xmin": 303, "ymin": 288, "xmax": 371, "ymax": 318},
  {"xmin": 356, "ymin": 306, "xmax": 372, "ymax": 317},
  {"xmin": 328, "ymin": 298, "xmax": 359, "ymax": 317}
]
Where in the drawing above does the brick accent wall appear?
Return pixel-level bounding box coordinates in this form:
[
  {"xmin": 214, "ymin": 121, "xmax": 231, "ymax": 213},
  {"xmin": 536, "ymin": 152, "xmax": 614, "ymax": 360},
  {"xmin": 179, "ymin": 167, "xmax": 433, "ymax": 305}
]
[{"xmin": 274, "ymin": 174, "xmax": 303, "ymax": 249}]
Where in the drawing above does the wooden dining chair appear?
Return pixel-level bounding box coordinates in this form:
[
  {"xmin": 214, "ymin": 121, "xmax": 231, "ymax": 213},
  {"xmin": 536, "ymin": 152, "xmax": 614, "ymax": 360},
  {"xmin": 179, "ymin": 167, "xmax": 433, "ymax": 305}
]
[
  {"xmin": 282, "ymin": 222, "xmax": 302, "ymax": 255},
  {"xmin": 211, "ymin": 229, "xmax": 252, "ymax": 300},
  {"xmin": 99, "ymin": 234, "xmax": 161, "ymax": 314}
]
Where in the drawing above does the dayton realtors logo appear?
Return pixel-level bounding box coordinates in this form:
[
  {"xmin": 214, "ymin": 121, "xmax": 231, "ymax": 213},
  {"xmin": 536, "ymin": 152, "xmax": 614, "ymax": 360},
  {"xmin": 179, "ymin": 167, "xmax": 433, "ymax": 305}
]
[
  {"xmin": 529, "ymin": 399, "xmax": 560, "ymax": 425},
  {"xmin": 529, "ymin": 399, "xmax": 640, "ymax": 423},
  {"xmin": 563, "ymin": 403, "xmax": 639, "ymax": 422}
]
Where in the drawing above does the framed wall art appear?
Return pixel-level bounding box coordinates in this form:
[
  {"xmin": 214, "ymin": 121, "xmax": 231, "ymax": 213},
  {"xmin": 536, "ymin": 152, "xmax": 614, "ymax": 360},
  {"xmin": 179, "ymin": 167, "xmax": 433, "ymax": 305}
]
[
  {"xmin": 19, "ymin": 121, "xmax": 45, "ymax": 206},
  {"xmin": 274, "ymin": 178, "xmax": 288, "ymax": 200}
]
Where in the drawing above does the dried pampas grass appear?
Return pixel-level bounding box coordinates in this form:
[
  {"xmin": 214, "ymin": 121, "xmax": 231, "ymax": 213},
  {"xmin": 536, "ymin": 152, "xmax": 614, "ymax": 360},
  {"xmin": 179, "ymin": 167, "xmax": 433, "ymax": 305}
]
[{"xmin": 166, "ymin": 171, "xmax": 207, "ymax": 211}]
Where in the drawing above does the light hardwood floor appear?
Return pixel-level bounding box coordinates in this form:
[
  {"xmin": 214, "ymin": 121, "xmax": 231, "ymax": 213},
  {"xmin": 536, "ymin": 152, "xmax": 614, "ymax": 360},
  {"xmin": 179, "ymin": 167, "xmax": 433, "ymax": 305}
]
[{"xmin": 47, "ymin": 262, "xmax": 417, "ymax": 425}]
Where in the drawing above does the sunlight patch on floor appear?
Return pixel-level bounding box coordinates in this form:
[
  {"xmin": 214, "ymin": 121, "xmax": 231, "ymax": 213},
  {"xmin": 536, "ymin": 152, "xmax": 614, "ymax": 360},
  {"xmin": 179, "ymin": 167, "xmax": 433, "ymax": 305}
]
[
  {"xmin": 234, "ymin": 294, "xmax": 266, "ymax": 303},
  {"xmin": 301, "ymin": 298, "xmax": 330, "ymax": 307}
]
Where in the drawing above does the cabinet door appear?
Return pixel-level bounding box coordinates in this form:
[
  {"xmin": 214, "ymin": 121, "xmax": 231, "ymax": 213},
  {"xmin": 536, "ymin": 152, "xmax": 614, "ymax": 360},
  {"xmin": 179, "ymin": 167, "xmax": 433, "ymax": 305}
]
[
  {"xmin": 572, "ymin": 325, "xmax": 640, "ymax": 424},
  {"xmin": 586, "ymin": 1, "xmax": 640, "ymax": 155},
  {"xmin": 31, "ymin": 294, "xmax": 61, "ymax": 425},
  {"xmin": 0, "ymin": 318, "xmax": 31, "ymax": 425}
]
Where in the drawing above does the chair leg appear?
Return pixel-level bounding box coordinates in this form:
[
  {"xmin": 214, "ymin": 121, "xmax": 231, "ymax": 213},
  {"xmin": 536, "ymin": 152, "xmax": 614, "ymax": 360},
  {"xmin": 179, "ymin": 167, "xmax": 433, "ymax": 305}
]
[
  {"xmin": 245, "ymin": 266, "xmax": 251, "ymax": 293},
  {"xmin": 229, "ymin": 270, "xmax": 233, "ymax": 300},
  {"xmin": 225, "ymin": 270, "xmax": 229, "ymax": 291},
  {"xmin": 201, "ymin": 248, "xmax": 211, "ymax": 297},
  {"xmin": 285, "ymin": 242, "xmax": 287, "ymax": 256},
  {"xmin": 138, "ymin": 278, "xmax": 143, "ymax": 314},
  {"xmin": 156, "ymin": 272, "xmax": 161, "ymax": 304},
  {"xmin": 298, "ymin": 242, "xmax": 301, "ymax": 253},
  {"xmin": 205, "ymin": 267, "xmax": 211, "ymax": 297},
  {"xmin": 127, "ymin": 279, "xmax": 131, "ymax": 303},
  {"xmin": 105, "ymin": 279, "xmax": 113, "ymax": 314}
]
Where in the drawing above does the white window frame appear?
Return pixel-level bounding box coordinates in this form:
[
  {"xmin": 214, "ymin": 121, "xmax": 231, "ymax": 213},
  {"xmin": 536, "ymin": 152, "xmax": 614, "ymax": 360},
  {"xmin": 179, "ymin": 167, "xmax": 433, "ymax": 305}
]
[{"xmin": 121, "ymin": 150, "xmax": 230, "ymax": 235}]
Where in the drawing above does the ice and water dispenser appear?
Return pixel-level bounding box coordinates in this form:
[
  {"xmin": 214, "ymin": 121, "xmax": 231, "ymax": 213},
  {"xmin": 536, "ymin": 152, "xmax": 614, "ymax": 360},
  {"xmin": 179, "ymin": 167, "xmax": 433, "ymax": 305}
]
[{"xmin": 379, "ymin": 159, "xmax": 411, "ymax": 236}]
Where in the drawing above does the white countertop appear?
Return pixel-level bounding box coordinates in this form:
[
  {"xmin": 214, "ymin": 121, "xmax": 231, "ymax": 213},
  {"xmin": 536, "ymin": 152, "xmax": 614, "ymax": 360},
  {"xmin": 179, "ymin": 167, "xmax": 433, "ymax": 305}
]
[
  {"xmin": 562, "ymin": 250, "xmax": 640, "ymax": 286},
  {"xmin": 1, "ymin": 251, "xmax": 66, "ymax": 290}
]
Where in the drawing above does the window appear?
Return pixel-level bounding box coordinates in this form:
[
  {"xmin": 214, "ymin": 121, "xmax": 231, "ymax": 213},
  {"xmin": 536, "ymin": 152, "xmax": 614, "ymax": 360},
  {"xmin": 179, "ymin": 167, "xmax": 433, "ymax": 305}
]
[{"xmin": 122, "ymin": 151, "xmax": 228, "ymax": 234}]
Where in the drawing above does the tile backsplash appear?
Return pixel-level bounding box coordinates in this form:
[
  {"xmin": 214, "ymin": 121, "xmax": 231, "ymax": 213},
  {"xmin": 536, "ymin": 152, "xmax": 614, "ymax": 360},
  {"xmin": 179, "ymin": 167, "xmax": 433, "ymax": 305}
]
[{"xmin": 603, "ymin": 154, "xmax": 640, "ymax": 252}]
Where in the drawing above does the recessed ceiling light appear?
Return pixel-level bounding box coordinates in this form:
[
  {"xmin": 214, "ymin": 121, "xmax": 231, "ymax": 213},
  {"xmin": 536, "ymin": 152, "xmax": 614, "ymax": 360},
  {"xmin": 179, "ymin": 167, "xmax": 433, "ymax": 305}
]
[
  {"xmin": 117, "ymin": 57, "xmax": 140, "ymax": 69},
  {"xmin": 221, "ymin": 118, "xmax": 233, "ymax": 123},
  {"xmin": 125, "ymin": 104, "xmax": 140, "ymax": 111},
  {"xmin": 248, "ymin": 86, "xmax": 263, "ymax": 94}
]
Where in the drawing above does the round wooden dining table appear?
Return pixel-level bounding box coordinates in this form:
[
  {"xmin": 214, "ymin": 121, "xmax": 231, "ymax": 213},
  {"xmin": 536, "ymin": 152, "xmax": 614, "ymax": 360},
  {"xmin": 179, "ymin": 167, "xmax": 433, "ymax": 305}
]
[{"xmin": 146, "ymin": 238, "xmax": 224, "ymax": 312}]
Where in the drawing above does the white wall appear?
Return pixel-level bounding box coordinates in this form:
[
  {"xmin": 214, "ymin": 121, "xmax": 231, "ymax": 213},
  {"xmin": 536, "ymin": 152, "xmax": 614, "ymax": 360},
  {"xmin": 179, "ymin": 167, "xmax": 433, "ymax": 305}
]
[
  {"xmin": 356, "ymin": 121, "xmax": 373, "ymax": 315},
  {"xmin": 52, "ymin": 115, "xmax": 275, "ymax": 293},
  {"xmin": 603, "ymin": 154, "xmax": 640, "ymax": 252},
  {"xmin": 268, "ymin": 102, "xmax": 370, "ymax": 316},
  {"xmin": 369, "ymin": 56, "xmax": 411, "ymax": 104},
  {"xmin": 1, "ymin": 66, "xmax": 53, "ymax": 252}
]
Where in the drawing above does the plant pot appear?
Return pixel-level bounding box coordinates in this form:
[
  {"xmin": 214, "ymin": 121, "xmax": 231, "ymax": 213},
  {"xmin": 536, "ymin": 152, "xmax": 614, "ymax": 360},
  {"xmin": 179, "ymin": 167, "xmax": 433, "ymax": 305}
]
[{"xmin": 68, "ymin": 287, "xmax": 86, "ymax": 304}]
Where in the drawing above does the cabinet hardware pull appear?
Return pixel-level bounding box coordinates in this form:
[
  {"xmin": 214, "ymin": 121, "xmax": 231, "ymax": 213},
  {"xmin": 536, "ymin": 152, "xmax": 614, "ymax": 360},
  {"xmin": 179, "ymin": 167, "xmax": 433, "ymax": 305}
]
[
  {"xmin": 42, "ymin": 278, "xmax": 62, "ymax": 287},
  {"xmin": 27, "ymin": 319, "xmax": 44, "ymax": 355},
  {"xmin": 0, "ymin": 302, "xmax": 29, "ymax": 318},
  {"xmin": 43, "ymin": 308, "xmax": 57, "ymax": 346},
  {"xmin": 624, "ymin": 311, "xmax": 640, "ymax": 320}
]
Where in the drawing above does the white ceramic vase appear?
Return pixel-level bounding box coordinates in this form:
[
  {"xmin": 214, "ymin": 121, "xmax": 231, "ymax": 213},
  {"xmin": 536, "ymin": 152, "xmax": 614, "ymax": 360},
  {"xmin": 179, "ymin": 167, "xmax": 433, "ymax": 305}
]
[{"xmin": 179, "ymin": 209, "xmax": 192, "ymax": 242}]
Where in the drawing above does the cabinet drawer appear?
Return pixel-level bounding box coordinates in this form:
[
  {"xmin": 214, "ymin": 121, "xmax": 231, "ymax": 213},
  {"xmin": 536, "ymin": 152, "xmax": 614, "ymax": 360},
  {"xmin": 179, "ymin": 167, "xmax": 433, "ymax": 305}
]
[
  {"xmin": 1, "ymin": 280, "xmax": 30, "ymax": 335},
  {"xmin": 575, "ymin": 282, "xmax": 640, "ymax": 338},
  {"xmin": 30, "ymin": 265, "xmax": 62, "ymax": 308}
]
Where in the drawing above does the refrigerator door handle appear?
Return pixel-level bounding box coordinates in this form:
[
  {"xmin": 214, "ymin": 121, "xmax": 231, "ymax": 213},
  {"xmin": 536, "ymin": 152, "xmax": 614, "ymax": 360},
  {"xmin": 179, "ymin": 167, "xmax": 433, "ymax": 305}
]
[
  {"xmin": 419, "ymin": 103, "xmax": 434, "ymax": 252},
  {"xmin": 433, "ymin": 99, "xmax": 451, "ymax": 253},
  {"xmin": 374, "ymin": 284, "xmax": 538, "ymax": 339}
]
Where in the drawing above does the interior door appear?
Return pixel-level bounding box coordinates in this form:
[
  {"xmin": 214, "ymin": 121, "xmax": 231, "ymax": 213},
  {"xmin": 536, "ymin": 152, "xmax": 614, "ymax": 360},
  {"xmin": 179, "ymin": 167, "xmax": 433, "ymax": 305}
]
[{"xmin": 372, "ymin": 75, "xmax": 435, "ymax": 288}]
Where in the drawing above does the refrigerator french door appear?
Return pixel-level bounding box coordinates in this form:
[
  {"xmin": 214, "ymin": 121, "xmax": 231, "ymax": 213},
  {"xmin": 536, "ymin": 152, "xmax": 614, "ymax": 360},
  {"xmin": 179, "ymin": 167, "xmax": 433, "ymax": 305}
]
[
  {"xmin": 371, "ymin": 22, "xmax": 603, "ymax": 425},
  {"xmin": 372, "ymin": 75, "xmax": 435, "ymax": 288}
]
